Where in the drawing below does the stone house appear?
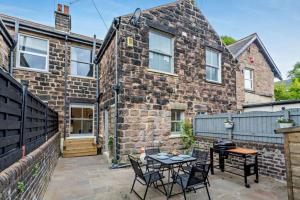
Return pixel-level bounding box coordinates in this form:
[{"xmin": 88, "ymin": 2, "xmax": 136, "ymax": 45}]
[
  {"xmin": 0, "ymin": 4, "xmax": 102, "ymax": 157},
  {"xmin": 227, "ymin": 33, "xmax": 282, "ymax": 110},
  {"xmin": 0, "ymin": 18, "xmax": 14, "ymax": 71},
  {"xmin": 95, "ymin": 0, "xmax": 238, "ymax": 161}
]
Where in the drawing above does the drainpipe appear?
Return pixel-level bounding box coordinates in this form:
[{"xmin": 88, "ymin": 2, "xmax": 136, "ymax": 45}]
[
  {"xmin": 112, "ymin": 18, "xmax": 121, "ymax": 163},
  {"xmin": 63, "ymin": 35, "xmax": 68, "ymax": 141},
  {"xmin": 9, "ymin": 19, "xmax": 19, "ymax": 76},
  {"xmin": 92, "ymin": 34, "xmax": 100, "ymax": 145}
]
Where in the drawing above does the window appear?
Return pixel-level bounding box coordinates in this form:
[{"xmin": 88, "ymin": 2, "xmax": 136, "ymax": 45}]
[
  {"xmin": 70, "ymin": 104, "xmax": 94, "ymax": 135},
  {"xmin": 17, "ymin": 35, "xmax": 48, "ymax": 71},
  {"xmin": 71, "ymin": 47, "xmax": 93, "ymax": 77},
  {"xmin": 206, "ymin": 49, "xmax": 221, "ymax": 83},
  {"xmin": 149, "ymin": 30, "xmax": 174, "ymax": 73},
  {"xmin": 244, "ymin": 68, "xmax": 253, "ymax": 90},
  {"xmin": 171, "ymin": 110, "xmax": 184, "ymax": 133}
]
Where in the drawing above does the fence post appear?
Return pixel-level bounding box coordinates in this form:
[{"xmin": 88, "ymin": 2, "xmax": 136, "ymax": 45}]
[
  {"xmin": 20, "ymin": 80, "xmax": 28, "ymax": 158},
  {"xmin": 45, "ymin": 102, "xmax": 48, "ymax": 141},
  {"xmin": 228, "ymin": 114, "xmax": 233, "ymax": 140}
]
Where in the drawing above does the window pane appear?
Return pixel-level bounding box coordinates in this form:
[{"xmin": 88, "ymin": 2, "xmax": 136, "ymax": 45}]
[
  {"xmin": 19, "ymin": 35, "xmax": 47, "ymax": 55},
  {"xmin": 71, "ymin": 61, "xmax": 94, "ymax": 77},
  {"xmin": 71, "ymin": 107, "xmax": 82, "ymax": 118},
  {"xmin": 206, "ymin": 66, "xmax": 219, "ymax": 82},
  {"xmin": 71, "ymin": 120, "xmax": 82, "ymax": 134},
  {"xmin": 176, "ymin": 122, "xmax": 181, "ymax": 132},
  {"xmin": 171, "ymin": 122, "xmax": 176, "ymax": 132},
  {"xmin": 245, "ymin": 79, "xmax": 252, "ymax": 90},
  {"xmin": 20, "ymin": 53, "xmax": 46, "ymax": 70},
  {"xmin": 71, "ymin": 47, "xmax": 92, "ymax": 63},
  {"xmin": 171, "ymin": 110, "xmax": 176, "ymax": 121},
  {"xmin": 82, "ymin": 108, "xmax": 93, "ymax": 119},
  {"xmin": 82, "ymin": 120, "xmax": 93, "ymax": 134},
  {"xmin": 149, "ymin": 52, "xmax": 172, "ymax": 73},
  {"xmin": 244, "ymin": 69, "xmax": 251, "ymax": 80},
  {"xmin": 149, "ymin": 32, "xmax": 172, "ymax": 55},
  {"xmin": 206, "ymin": 49, "xmax": 219, "ymax": 67}
]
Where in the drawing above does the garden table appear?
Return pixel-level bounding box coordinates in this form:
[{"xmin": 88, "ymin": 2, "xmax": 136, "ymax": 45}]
[{"xmin": 148, "ymin": 154, "xmax": 196, "ymax": 199}]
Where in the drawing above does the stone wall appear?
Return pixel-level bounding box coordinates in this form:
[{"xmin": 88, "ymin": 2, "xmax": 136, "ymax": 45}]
[
  {"xmin": 5, "ymin": 28, "xmax": 98, "ymax": 137},
  {"xmin": 0, "ymin": 29, "xmax": 10, "ymax": 71},
  {"xmin": 0, "ymin": 132, "xmax": 60, "ymax": 200},
  {"xmin": 99, "ymin": 0, "xmax": 238, "ymax": 161},
  {"xmin": 196, "ymin": 136, "xmax": 286, "ymax": 181},
  {"xmin": 236, "ymin": 42, "xmax": 274, "ymax": 109}
]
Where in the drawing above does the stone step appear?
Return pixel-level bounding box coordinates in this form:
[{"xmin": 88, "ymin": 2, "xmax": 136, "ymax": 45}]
[{"xmin": 63, "ymin": 138, "xmax": 97, "ymax": 158}]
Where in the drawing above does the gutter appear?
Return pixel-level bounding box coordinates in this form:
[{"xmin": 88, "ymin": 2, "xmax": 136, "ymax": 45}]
[
  {"xmin": 63, "ymin": 35, "xmax": 68, "ymax": 140},
  {"xmin": 243, "ymin": 100, "xmax": 300, "ymax": 108}
]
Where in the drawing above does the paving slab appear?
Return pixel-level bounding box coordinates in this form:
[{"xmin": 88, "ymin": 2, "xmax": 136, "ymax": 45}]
[{"xmin": 43, "ymin": 155, "xmax": 288, "ymax": 200}]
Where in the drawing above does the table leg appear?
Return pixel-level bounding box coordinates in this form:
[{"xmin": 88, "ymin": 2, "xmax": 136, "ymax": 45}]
[
  {"xmin": 210, "ymin": 148, "xmax": 214, "ymax": 175},
  {"xmin": 255, "ymin": 154, "xmax": 259, "ymax": 183},
  {"xmin": 219, "ymin": 152, "xmax": 225, "ymax": 172},
  {"xmin": 166, "ymin": 167, "xmax": 171, "ymax": 200},
  {"xmin": 244, "ymin": 156, "xmax": 250, "ymax": 188}
]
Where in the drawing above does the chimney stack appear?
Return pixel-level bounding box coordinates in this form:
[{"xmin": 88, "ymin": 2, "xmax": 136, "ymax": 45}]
[{"xmin": 55, "ymin": 4, "xmax": 71, "ymax": 32}]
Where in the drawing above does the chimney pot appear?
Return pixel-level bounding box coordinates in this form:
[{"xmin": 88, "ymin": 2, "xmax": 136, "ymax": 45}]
[
  {"xmin": 64, "ymin": 5, "xmax": 69, "ymax": 15},
  {"xmin": 57, "ymin": 4, "xmax": 62, "ymax": 12}
]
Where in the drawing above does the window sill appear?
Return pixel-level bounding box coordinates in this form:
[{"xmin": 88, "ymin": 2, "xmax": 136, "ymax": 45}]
[
  {"xmin": 169, "ymin": 133, "xmax": 182, "ymax": 139},
  {"xmin": 68, "ymin": 75, "xmax": 96, "ymax": 80},
  {"xmin": 147, "ymin": 69, "xmax": 178, "ymax": 77},
  {"xmin": 205, "ymin": 79, "xmax": 223, "ymax": 85},
  {"xmin": 14, "ymin": 67, "xmax": 50, "ymax": 74},
  {"xmin": 245, "ymin": 89, "xmax": 255, "ymax": 93}
]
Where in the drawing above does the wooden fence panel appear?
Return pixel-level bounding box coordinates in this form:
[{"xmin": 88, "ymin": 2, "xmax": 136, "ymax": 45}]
[
  {"xmin": 194, "ymin": 109, "xmax": 300, "ymax": 144},
  {"xmin": 0, "ymin": 68, "xmax": 59, "ymax": 171}
]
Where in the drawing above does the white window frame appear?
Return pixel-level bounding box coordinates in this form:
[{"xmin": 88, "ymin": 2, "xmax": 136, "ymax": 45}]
[
  {"xmin": 244, "ymin": 68, "xmax": 254, "ymax": 91},
  {"xmin": 171, "ymin": 109, "xmax": 185, "ymax": 135},
  {"xmin": 16, "ymin": 34, "xmax": 49, "ymax": 72},
  {"xmin": 69, "ymin": 104, "xmax": 94, "ymax": 136},
  {"xmin": 70, "ymin": 46, "xmax": 94, "ymax": 79},
  {"xmin": 205, "ymin": 48, "xmax": 222, "ymax": 83},
  {"xmin": 148, "ymin": 30, "xmax": 174, "ymax": 74}
]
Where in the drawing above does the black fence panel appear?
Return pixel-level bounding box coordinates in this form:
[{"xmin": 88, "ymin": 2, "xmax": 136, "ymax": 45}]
[{"xmin": 0, "ymin": 68, "xmax": 59, "ymax": 171}]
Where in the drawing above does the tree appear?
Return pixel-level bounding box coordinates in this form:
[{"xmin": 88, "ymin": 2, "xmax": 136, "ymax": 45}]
[
  {"xmin": 274, "ymin": 62, "xmax": 300, "ymax": 100},
  {"xmin": 221, "ymin": 35, "xmax": 236, "ymax": 45}
]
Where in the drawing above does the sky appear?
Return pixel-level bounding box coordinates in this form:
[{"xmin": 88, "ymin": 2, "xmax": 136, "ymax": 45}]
[{"xmin": 0, "ymin": 0, "xmax": 299, "ymax": 80}]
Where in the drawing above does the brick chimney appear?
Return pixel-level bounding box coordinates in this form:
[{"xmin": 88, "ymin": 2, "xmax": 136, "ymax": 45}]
[{"xmin": 55, "ymin": 4, "xmax": 71, "ymax": 32}]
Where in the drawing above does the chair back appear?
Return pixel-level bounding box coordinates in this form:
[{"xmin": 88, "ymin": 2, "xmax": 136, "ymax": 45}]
[
  {"xmin": 128, "ymin": 155, "xmax": 145, "ymax": 181},
  {"xmin": 187, "ymin": 164, "xmax": 210, "ymax": 187},
  {"xmin": 145, "ymin": 147, "xmax": 160, "ymax": 155},
  {"xmin": 192, "ymin": 148, "xmax": 208, "ymax": 164}
]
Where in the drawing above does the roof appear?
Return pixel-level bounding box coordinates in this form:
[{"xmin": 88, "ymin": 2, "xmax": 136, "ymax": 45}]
[
  {"xmin": 227, "ymin": 33, "xmax": 282, "ymax": 80},
  {"xmin": 243, "ymin": 99, "xmax": 300, "ymax": 108},
  {"xmin": 0, "ymin": 13, "xmax": 102, "ymax": 46},
  {"xmin": 0, "ymin": 18, "xmax": 14, "ymax": 48}
]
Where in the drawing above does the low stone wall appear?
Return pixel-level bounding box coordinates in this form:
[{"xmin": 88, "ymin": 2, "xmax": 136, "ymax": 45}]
[
  {"xmin": 0, "ymin": 132, "xmax": 61, "ymax": 200},
  {"xmin": 196, "ymin": 136, "xmax": 286, "ymax": 181}
]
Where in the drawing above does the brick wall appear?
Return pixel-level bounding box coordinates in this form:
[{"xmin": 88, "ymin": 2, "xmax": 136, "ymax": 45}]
[
  {"xmin": 0, "ymin": 132, "xmax": 60, "ymax": 200},
  {"xmin": 99, "ymin": 0, "xmax": 238, "ymax": 161},
  {"xmin": 0, "ymin": 32, "xmax": 10, "ymax": 71},
  {"xmin": 196, "ymin": 137, "xmax": 286, "ymax": 181},
  {"xmin": 236, "ymin": 42, "xmax": 275, "ymax": 109}
]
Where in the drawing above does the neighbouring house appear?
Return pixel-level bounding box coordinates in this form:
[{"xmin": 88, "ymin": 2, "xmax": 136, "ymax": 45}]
[
  {"xmin": 227, "ymin": 33, "xmax": 282, "ymax": 110},
  {"xmin": 96, "ymin": 0, "xmax": 238, "ymax": 161},
  {"xmin": 0, "ymin": 4, "xmax": 102, "ymax": 157},
  {"xmin": 0, "ymin": 19, "xmax": 14, "ymax": 71}
]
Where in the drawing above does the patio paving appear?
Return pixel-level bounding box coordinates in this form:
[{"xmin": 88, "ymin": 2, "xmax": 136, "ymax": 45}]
[{"xmin": 43, "ymin": 155, "xmax": 288, "ymax": 200}]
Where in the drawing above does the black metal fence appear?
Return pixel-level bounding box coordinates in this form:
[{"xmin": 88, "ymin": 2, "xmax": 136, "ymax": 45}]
[{"xmin": 0, "ymin": 68, "xmax": 59, "ymax": 171}]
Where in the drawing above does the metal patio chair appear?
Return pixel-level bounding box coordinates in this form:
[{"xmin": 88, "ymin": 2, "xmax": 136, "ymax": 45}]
[
  {"xmin": 170, "ymin": 164, "xmax": 211, "ymax": 200},
  {"xmin": 128, "ymin": 155, "xmax": 167, "ymax": 200}
]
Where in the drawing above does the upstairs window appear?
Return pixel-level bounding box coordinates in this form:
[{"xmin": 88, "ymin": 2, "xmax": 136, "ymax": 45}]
[
  {"xmin": 206, "ymin": 49, "xmax": 221, "ymax": 83},
  {"xmin": 149, "ymin": 30, "xmax": 174, "ymax": 74},
  {"xmin": 71, "ymin": 47, "xmax": 93, "ymax": 78},
  {"xmin": 244, "ymin": 68, "xmax": 253, "ymax": 90},
  {"xmin": 17, "ymin": 35, "xmax": 49, "ymax": 71},
  {"xmin": 171, "ymin": 110, "xmax": 184, "ymax": 134}
]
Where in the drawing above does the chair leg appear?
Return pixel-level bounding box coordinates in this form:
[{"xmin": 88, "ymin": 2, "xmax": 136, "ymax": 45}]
[
  {"xmin": 181, "ymin": 186, "xmax": 186, "ymax": 200},
  {"xmin": 143, "ymin": 182, "xmax": 150, "ymax": 200},
  {"xmin": 131, "ymin": 176, "xmax": 137, "ymax": 193},
  {"xmin": 207, "ymin": 177, "xmax": 211, "ymax": 187},
  {"xmin": 205, "ymin": 184, "xmax": 211, "ymax": 200},
  {"xmin": 160, "ymin": 180, "xmax": 167, "ymax": 196}
]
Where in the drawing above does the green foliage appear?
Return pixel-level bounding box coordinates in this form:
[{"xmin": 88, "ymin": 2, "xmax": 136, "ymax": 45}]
[
  {"xmin": 288, "ymin": 62, "xmax": 300, "ymax": 79},
  {"xmin": 32, "ymin": 164, "xmax": 39, "ymax": 177},
  {"xmin": 277, "ymin": 117, "xmax": 294, "ymax": 124},
  {"xmin": 17, "ymin": 182, "xmax": 25, "ymax": 193},
  {"xmin": 108, "ymin": 135, "xmax": 114, "ymax": 151},
  {"xmin": 180, "ymin": 120, "xmax": 195, "ymax": 150},
  {"xmin": 274, "ymin": 82, "xmax": 289, "ymax": 101},
  {"xmin": 221, "ymin": 35, "xmax": 236, "ymax": 45}
]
